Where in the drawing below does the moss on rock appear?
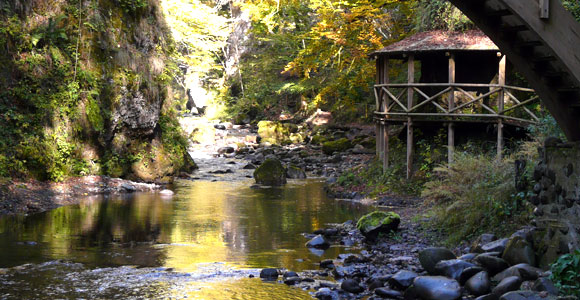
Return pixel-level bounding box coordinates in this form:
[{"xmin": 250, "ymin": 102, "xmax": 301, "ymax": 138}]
[
  {"xmin": 253, "ymin": 158, "xmax": 287, "ymax": 185},
  {"xmin": 257, "ymin": 121, "xmax": 304, "ymax": 145},
  {"xmin": 356, "ymin": 211, "xmax": 400, "ymax": 240},
  {"xmin": 322, "ymin": 138, "xmax": 353, "ymax": 155}
]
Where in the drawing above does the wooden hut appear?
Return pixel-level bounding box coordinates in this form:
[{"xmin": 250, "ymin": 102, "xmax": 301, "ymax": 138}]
[{"xmin": 370, "ymin": 30, "xmax": 540, "ymax": 178}]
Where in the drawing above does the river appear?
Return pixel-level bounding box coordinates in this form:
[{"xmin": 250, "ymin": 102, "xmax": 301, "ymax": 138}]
[{"xmin": 0, "ymin": 177, "xmax": 369, "ymax": 299}]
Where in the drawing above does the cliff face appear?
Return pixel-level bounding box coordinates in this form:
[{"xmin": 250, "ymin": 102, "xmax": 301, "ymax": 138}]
[{"xmin": 0, "ymin": 0, "xmax": 194, "ymax": 182}]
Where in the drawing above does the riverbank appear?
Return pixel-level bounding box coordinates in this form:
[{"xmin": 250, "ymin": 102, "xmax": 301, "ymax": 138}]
[{"xmin": 0, "ymin": 176, "xmax": 162, "ymax": 215}]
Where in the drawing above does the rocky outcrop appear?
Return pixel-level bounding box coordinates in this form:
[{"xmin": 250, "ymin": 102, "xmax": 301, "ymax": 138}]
[{"xmin": 527, "ymin": 140, "xmax": 580, "ymax": 268}]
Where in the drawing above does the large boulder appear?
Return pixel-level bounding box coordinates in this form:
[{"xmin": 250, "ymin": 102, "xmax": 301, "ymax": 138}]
[
  {"xmin": 253, "ymin": 158, "xmax": 287, "ymax": 186},
  {"xmin": 502, "ymin": 236, "xmax": 536, "ymax": 267},
  {"xmin": 356, "ymin": 211, "xmax": 400, "ymax": 240},
  {"xmin": 322, "ymin": 138, "xmax": 353, "ymax": 155},
  {"xmin": 408, "ymin": 276, "xmax": 461, "ymax": 300},
  {"xmin": 419, "ymin": 248, "xmax": 457, "ymax": 275}
]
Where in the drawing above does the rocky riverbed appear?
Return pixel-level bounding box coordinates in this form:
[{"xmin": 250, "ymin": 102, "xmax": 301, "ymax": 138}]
[{"xmin": 183, "ymin": 120, "xmax": 569, "ymax": 300}]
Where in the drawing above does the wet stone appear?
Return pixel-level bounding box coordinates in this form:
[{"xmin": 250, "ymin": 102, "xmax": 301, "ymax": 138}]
[
  {"xmin": 532, "ymin": 277, "xmax": 559, "ymax": 295},
  {"xmin": 418, "ymin": 247, "xmax": 456, "ymax": 275},
  {"xmin": 493, "ymin": 264, "xmax": 541, "ymax": 282},
  {"xmin": 283, "ymin": 276, "xmax": 301, "ymax": 285},
  {"xmin": 465, "ymin": 271, "xmax": 491, "ymax": 296},
  {"xmin": 320, "ymin": 259, "xmax": 334, "ymax": 269},
  {"xmin": 480, "ymin": 238, "xmax": 509, "ymax": 254},
  {"xmin": 474, "ymin": 254, "xmax": 509, "ymax": 276},
  {"xmin": 492, "ymin": 276, "xmax": 522, "ymax": 297},
  {"xmin": 434, "ymin": 259, "xmax": 476, "ymax": 280},
  {"xmin": 341, "ymin": 279, "xmax": 364, "ymax": 294},
  {"xmin": 471, "ymin": 234, "xmax": 497, "ymax": 253},
  {"xmin": 260, "ymin": 268, "xmax": 278, "ymax": 279},
  {"xmin": 388, "ymin": 270, "xmax": 418, "ymax": 290},
  {"xmin": 499, "ymin": 290, "xmax": 558, "ymax": 300},
  {"xmin": 306, "ymin": 235, "xmax": 330, "ymax": 250},
  {"xmin": 315, "ymin": 287, "xmax": 339, "ymax": 300},
  {"xmin": 459, "ymin": 266, "xmax": 485, "ymax": 285},
  {"xmin": 375, "ymin": 287, "xmax": 403, "ymax": 299},
  {"xmin": 409, "ymin": 276, "xmax": 461, "ymax": 300}
]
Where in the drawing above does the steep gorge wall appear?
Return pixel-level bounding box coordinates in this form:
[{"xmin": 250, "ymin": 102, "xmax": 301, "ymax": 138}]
[
  {"xmin": 0, "ymin": 0, "xmax": 194, "ymax": 182},
  {"xmin": 529, "ymin": 140, "xmax": 580, "ymax": 267}
]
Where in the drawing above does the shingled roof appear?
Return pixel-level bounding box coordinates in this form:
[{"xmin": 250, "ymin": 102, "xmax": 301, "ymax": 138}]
[{"xmin": 371, "ymin": 30, "xmax": 499, "ymax": 58}]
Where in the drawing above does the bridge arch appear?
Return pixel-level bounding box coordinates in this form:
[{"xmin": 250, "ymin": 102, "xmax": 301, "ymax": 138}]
[{"xmin": 449, "ymin": 0, "xmax": 580, "ymax": 140}]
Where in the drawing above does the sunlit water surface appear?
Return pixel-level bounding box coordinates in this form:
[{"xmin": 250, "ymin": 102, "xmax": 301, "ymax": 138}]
[{"xmin": 0, "ymin": 179, "xmax": 369, "ymax": 299}]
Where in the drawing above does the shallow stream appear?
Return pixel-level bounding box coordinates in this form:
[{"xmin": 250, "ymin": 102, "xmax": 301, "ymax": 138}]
[{"xmin": 0, "ymin": 178, "xmax": 369, "ymax": 299}]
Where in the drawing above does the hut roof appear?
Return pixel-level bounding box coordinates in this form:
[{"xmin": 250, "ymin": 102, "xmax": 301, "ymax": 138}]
[{"xmin": 371, "ymin": 30, "xmax": 499, "ymax": 58}]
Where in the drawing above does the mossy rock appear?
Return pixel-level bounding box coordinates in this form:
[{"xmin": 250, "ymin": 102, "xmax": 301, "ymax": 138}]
[
  {"xmin": 253, "ymin": 158, "xmax": 287, "ymax": 186},
  {"xmin": 310, "ymin": 135, "xmax": 329, "ymax": 145},
  {"xmin": 356, "ymin": 211, "xmax": 400, "ymax": 240},
  {"xmin": 322, "ymin": 138, "xmax": 353, "ymax": 155},
  {"xmin": 257, "ymin": 121, "xmax": 302, "ymax": 145}
]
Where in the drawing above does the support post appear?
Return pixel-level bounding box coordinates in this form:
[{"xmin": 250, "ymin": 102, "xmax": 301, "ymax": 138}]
[
  {"xmin": 379, "ymin": 122, "xmax": 384, "ymax": 161},
  {"xmin": 375, "ymin": 57, "xmax": 382, "ymax": 160},
  {"xmin": 383, "ymin": 122, "xmax": 389, "ymax": 169},
  {"xmin": 375, "ymin": 121, "xmax": 380, "ymax": 157},
  {"xmin": 448, "ymin": 53, "xmax": 456, "ymax": 165},
  {"xmin": 382, "ymin": 57, "xmax": 390, "ymax": 170},
  {"xmin": 406, "ymin": 55, "xmax": 415, "ymax": 179},
  {"xmin": 498, "ymin": 55, "xmax": 506, "ymax": 160},
  {"xmin": 540, "ymin": 0, "xmax": 550, "ymax": 19}
]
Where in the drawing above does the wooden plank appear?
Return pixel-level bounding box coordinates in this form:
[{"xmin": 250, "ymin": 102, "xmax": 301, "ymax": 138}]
[
  {"xmin": 409, "ymin": 87, "xmax": 453, "ymax": 112},
  {"xmin": 450, "ymin": 88, "xmax": 501, "ymax": 113},
  {"xmin": 382, "ymin": 87, "xmax": 408, "ymax": 111}
]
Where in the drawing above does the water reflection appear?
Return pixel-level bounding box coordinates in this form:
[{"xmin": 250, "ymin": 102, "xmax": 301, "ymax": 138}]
[{"xmin": 0, "ymin": 179, "xmax": 369, "ymax": 298}]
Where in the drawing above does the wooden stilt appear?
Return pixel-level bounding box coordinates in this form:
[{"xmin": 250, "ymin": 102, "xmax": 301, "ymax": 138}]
[
  {"xmin": 382, "ymin": 57, "xmax": 390, "ymax": 171},
  {"xmin": 375, "ymin": 121, "xmax": 380, "ymax": 157},
  {"xmin": 497, "ymin": 120, "xmax": 504, "ymax": 159},
  {"xmin": 407, "ymin": 119, "xmax": 413, "ymax": 179},
  {"xmin": 377, "ymin": 120, "xmax": 385, "ymax": 161},
  {"xmin": 383, "ymin": 122, "xmax": 389, "ymax": 169},
  {"xmin": 498, "ymin": 55, "xmax": 506, "ymax": 161},
  {"xmin": 448, "ymin": 123, "xmax": 455, "ymax": 165},
  {"xmin": 406, "ymin": 55, "xmax": 415, "ymax": 179},
  {"xmin": 448, "ymin": 53, "xmax": 456, "ymax": 165}
]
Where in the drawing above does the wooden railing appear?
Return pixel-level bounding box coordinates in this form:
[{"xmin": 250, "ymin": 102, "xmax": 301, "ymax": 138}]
[{"xmin": 373, "ymin": 83, "xmax": 539, "ymax": 125}]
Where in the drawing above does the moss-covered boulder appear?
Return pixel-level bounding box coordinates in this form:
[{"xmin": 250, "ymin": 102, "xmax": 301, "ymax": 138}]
[
  {"xmin": 356, "ymin": 211, "xmax": 400, "ymax": 240},
  {"xmin": 253, "ymin": 158, "xmax": 287, "ymax": 185},
  {"xmin": 322, "ymin": 138, "xmax": 353, "ymax": 155},
  {"xmin": 257, "ymin": 121, "xmax": 304, "ymax": 145}
]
